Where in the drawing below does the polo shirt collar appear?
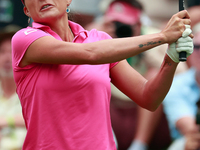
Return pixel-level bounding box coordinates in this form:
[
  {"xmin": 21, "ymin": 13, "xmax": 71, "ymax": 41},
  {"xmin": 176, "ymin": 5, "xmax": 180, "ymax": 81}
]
[
  {"xmin": 32, "ymin": 22, "xmax": 48, "ymax": 29},
  {"xmin": 31, "ymin": 21, "xmax": 88, "ymax": 41},
  {"xmin": 68, "ymin": 21, "xmax": 88, "ymax": 38}
]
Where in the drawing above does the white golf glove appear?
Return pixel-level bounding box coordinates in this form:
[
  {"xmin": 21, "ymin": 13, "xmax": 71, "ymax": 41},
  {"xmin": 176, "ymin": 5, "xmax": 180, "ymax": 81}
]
[{"xmin": 167, "ymin": 25, "xmax": 193, "ymax": 63}]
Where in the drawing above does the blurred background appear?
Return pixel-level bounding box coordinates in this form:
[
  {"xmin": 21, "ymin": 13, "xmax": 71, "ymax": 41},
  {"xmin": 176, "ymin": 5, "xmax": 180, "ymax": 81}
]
[{"xmin": 1, "ymin": 0, "xmax": 200, "ymax": 150}]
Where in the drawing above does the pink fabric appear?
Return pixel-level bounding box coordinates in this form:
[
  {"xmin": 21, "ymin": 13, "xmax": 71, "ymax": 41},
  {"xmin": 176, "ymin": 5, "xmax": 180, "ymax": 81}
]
[{"xmin": 12, "ymin": 21, "xmax": 118, "ymax": 150}]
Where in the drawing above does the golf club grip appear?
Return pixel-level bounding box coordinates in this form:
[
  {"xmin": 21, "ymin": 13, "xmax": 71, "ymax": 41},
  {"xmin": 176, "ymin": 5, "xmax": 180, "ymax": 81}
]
[
  {"xmin": 179, "ymin": 0, "xmax": 187, "ymax": 61},
  {"xmin": 179, "ymin": 52, "xmax": 187, "ymax": 61}
]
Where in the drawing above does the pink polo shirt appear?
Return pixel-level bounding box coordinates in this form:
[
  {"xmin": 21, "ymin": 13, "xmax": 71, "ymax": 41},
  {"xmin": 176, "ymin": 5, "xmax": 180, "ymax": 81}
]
[{"xmin": 12, "ymin": 21, "xmax": 118, "ymax": 150}]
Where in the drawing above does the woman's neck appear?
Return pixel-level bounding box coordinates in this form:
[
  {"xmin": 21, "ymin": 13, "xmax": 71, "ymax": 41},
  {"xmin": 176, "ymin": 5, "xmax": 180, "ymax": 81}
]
[{"xmin": 47, "ymin": 15, "xmax": 74, "ymax": 42}]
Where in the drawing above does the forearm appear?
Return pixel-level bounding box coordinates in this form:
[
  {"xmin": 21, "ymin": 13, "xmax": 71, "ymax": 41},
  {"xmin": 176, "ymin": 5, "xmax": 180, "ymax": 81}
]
[
  {"xmin": 142, "ymin": 54, "xmax": 178, "ymax": 111},
  {"xmin": 83, "ymin": 33, "xmax": 166, "ymax": 64}
]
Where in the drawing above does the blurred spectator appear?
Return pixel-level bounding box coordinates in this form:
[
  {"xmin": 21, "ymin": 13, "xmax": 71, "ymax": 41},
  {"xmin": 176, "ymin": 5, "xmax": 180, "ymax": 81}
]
[
  {"xmin": 163, "ymin": 30, "xmax": 200, "ymax": 150},
  {"xmin": 0, "ymin": 0, "xmax": 28, "ymax": 28},
  {"xmin": 87, "ymin": 0, "xmax": 142, "ymax": 37},
  {"xmin": 187, "ymin": 0, "xmax": 200, "ymax": 65},
  {"xmin": 0, "ymin": 25, "xmax": 26, "ymax": 150}
]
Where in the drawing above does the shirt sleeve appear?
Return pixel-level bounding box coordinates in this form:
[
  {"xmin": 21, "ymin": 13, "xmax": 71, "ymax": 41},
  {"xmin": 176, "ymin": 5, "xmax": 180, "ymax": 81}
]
[{"xmin": 12, "ymin": 28, "xmax": 51, "ymax": 71}]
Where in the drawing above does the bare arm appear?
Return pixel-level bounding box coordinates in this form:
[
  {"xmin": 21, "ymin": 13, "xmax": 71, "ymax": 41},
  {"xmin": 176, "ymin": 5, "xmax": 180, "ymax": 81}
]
[
  {"xmin": 110, "ymin": 54, "xmax": 178, "ymax": 111},
  {"xmin": 20, "ymin": 32, "xmax": 165, "ymax": 67},
  {"xmin": 20, "ymin": 10, "xmax": 191, "ymax": 67}
]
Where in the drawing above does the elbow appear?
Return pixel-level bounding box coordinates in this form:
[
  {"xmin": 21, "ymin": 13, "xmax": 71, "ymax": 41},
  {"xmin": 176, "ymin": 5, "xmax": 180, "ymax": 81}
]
[
  {"xmin": 89, "ymin": 52, "xmax": 102, "ymax": 64},
  {"xmin": 82, "ymin": 43, "xmax": 114, "ymax": 64},
  {"xmin": 148, "ymin": 105, "xmax": 159, "ymax": 112},
  {"xmin": 85, "ymin": 52, "xmax": 101, "ymax": 64},
  {"xmin": 140, "ymin": 87, "xmax": 163, "ymax": 112},
  {"xmin": 82, "ymin": 45, "xmax": 102, "ymax": 64}
]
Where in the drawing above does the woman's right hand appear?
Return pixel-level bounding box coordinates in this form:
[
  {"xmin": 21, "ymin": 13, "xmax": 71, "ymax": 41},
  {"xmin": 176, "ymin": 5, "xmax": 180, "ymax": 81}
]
[{"xmin": 161, "ymin": 10, "xmax": 192, "ymax": 45}]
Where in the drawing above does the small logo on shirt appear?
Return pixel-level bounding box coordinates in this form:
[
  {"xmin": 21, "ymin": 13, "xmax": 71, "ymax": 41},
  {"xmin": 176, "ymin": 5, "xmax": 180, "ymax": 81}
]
[{"xmin": 24, "ymin": 29, "xmax": 38, "ymax": 35}]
